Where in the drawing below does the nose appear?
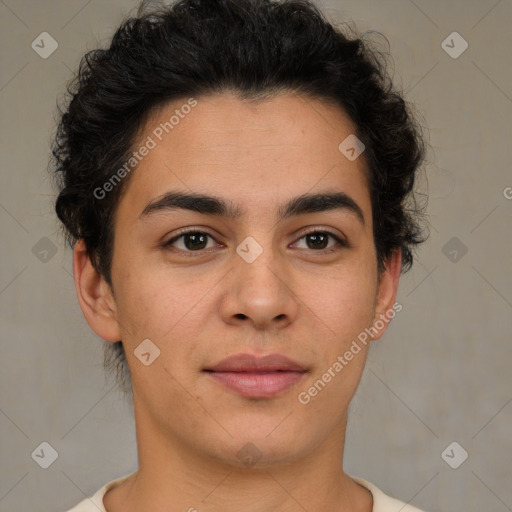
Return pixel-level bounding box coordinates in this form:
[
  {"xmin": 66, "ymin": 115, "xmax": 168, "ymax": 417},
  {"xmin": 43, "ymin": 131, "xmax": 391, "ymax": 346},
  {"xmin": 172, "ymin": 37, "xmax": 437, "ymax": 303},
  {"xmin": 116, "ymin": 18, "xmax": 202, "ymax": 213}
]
[{"xmin": 219, "ymin": 243, "xmax": 299, "ymax": 331}]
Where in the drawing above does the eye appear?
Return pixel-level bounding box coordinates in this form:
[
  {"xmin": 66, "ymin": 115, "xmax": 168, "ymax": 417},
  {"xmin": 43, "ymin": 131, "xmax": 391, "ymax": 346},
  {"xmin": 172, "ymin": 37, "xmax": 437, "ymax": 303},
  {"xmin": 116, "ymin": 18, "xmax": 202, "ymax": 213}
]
[
  {"xmin": 292, "ymin": 229, "xmax": 347, "ymax": 252},
  {"xmin": 164, "ymin": 230, "xmax": 220, "ymax": 252},
  {"xmin": 163, "ymin": 228, "xmax": 348, "ymax": 254}
]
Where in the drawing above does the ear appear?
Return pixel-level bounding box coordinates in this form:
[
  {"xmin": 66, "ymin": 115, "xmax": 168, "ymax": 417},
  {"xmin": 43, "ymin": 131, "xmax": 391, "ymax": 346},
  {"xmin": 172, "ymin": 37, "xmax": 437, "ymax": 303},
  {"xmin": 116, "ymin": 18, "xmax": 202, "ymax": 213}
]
[
  {"xmin": 370, "ymin": 248, "xmax": 402, "ymax": 341},
  {"xmin": 73, "ymin": 239, "xmax": 121, "ymax": 342}
]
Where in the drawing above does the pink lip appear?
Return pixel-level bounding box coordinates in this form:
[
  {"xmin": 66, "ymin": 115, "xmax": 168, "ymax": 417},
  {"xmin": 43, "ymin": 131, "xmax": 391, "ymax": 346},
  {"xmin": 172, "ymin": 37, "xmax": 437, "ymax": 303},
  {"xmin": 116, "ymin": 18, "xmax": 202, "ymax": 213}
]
[{"xmin": 204, "ymin": 353, "xmax": 308, "ymax": 399}]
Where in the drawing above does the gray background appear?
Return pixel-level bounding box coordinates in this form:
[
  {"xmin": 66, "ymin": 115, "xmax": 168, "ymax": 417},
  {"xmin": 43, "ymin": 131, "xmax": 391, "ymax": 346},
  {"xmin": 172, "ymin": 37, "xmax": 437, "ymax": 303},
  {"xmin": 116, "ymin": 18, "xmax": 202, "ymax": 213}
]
[{"xmin": 1, "ymin": 0, "xmax": 511, "ymax": 511}]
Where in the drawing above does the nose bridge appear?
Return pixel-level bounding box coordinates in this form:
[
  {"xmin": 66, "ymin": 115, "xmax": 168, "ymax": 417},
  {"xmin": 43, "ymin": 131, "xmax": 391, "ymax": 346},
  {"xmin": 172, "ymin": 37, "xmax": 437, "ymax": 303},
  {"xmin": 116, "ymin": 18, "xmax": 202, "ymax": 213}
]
[
  {"xmin": 235, "ymin": 233, "xmax": 284, "ymax": 295},
  {"xmin": 220, "ymin": 232, "xmax": 297, "ymax": 328},
  {"xmin": 236, "ymin": 232, "xmax": 273, "ymax": 267}
]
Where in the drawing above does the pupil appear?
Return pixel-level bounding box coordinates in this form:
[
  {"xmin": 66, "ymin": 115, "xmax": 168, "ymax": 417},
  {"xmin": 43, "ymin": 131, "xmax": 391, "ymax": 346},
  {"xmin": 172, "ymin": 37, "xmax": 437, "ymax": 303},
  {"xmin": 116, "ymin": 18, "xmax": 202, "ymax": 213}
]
[
  {"xmin": 185, "ymin": 233, "xmax": 207, "ymax": 250},
  {"xmin": 307, "ymin": 233, "xmax": 327, "ymax": 249}
]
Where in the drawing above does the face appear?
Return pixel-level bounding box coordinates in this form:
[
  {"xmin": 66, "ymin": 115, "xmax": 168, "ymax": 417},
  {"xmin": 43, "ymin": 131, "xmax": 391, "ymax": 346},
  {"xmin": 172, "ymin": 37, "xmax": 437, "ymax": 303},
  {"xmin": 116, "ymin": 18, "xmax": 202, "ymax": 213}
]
[{"xmin": 77, "ymin": 93, "xmax": 400, "ymax": 468}]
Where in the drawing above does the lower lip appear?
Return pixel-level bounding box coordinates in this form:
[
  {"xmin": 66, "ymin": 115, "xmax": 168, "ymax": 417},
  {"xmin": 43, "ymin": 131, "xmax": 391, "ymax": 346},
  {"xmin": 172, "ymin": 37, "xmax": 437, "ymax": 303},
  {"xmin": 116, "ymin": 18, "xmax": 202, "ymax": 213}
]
[{"xmin": 206, "ymin": 371, "xmax": 306, "ymax": 398}]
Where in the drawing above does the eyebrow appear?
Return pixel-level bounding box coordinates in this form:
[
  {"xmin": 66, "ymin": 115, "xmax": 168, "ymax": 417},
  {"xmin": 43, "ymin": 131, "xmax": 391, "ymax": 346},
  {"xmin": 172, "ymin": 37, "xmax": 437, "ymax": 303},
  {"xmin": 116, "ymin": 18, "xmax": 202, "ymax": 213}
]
[{"xmin": 139, "ymin": 190, "xmax": 365, "ymax": 225}]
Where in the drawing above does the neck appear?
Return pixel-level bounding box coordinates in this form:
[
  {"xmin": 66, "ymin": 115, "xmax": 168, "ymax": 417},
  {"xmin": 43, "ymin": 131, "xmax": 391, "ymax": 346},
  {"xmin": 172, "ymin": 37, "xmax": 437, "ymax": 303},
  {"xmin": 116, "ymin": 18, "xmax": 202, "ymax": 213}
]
[{"xmin": 104, "ymin": 399, "xmax": 372, "ymax": 512}]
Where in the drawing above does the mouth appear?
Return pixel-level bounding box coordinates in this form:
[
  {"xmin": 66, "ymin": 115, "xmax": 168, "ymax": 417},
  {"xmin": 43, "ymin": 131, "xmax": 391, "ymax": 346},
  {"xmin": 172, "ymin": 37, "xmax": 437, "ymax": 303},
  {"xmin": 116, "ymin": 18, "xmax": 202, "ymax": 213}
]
[{"xmin": 203, "ymin": 353, "xmax": 308, "ymax": 399}]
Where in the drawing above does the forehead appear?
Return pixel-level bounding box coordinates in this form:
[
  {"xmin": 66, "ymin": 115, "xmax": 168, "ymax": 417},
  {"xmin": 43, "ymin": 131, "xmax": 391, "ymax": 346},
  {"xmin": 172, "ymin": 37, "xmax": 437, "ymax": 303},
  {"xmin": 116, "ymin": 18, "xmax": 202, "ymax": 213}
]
[{"xmin": 118, "ymin": 92, "xmax": 371, "ymax": 222}]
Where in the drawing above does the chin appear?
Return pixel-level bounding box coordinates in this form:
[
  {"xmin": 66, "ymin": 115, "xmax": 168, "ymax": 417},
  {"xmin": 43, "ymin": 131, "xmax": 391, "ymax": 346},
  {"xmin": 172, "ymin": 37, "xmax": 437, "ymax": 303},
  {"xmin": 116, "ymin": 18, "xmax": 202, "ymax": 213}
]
[{"xmin": 205, "ymin": 421, "xmax": 316, "ymax": 469}]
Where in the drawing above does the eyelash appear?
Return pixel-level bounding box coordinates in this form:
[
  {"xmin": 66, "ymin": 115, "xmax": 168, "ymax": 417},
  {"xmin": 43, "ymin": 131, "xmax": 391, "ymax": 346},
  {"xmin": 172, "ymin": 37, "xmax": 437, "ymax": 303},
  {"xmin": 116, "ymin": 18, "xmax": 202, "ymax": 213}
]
[{"xmin": 163, "ymin": 228, "xmax": 348, "ymax": 255}]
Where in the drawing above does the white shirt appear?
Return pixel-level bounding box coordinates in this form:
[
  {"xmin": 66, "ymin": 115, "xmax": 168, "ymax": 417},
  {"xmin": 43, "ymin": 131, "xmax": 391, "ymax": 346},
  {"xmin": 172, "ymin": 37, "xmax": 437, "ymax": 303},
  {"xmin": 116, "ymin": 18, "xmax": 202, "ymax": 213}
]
[{"xmin": 65, "ymin": 472, "xmax": 427, "ymax": 511}]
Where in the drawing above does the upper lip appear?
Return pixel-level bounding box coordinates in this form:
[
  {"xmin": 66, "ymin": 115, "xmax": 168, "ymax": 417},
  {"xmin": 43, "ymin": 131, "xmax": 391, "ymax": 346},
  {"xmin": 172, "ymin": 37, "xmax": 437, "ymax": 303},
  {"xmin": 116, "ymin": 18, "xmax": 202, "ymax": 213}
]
[{"xmin": 204, "ymin": 353, "xmax": 307, "ymax": 373}]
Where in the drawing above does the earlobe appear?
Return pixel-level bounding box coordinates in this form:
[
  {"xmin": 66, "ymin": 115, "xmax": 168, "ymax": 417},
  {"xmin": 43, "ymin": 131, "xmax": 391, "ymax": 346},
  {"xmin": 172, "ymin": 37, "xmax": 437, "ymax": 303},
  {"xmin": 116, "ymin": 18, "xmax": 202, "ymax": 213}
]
[
  {"xmin": 370, "ymin": 248, "xmax": 402, "ymax": 341},
  {"xmin": 73, "ymin": 239, "xmax": 121, "ymax": 342}
]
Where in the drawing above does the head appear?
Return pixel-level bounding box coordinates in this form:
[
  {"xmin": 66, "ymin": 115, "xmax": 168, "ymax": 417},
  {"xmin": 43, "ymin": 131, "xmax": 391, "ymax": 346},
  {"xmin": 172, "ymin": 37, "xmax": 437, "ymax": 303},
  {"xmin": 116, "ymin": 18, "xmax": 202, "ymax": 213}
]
[{"xmin": 51, "ymin": 0, "xmax": 427, "ymax": 466}]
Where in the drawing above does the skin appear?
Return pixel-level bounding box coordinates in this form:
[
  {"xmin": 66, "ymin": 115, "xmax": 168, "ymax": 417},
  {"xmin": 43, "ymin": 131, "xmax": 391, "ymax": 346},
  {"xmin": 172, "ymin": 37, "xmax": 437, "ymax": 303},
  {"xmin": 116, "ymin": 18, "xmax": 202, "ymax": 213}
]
[{"xmin": 74, "ymin": 93, "xmax": 401, "ymax": 512}]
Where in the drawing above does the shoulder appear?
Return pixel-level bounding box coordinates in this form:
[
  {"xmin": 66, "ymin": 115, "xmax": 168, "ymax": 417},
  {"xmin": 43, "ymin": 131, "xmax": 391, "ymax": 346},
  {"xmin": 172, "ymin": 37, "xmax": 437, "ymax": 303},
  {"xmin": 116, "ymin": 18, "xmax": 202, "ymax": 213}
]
[
  {"xmin": 63, "ymin": 472, "xmax": 136, "ymax": 512},
  {"xmin": 352, "ymin": 477, "xmax": 428, "ymax": 512}
]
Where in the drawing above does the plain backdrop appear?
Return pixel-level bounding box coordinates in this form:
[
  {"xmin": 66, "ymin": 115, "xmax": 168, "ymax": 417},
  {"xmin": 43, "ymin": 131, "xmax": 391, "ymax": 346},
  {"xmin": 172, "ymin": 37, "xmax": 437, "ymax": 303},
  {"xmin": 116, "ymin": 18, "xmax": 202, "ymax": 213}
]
[{"xmin": 0, "ymin": 0, "xmax": 511, "ymax": 511}]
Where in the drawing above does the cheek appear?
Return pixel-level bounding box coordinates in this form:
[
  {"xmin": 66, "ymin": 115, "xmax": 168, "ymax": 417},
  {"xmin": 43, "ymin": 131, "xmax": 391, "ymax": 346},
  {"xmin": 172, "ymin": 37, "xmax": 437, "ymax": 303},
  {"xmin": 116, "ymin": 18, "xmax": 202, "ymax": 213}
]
[
  {"xmin": 297, "ymin": 260, "xmax": 378, "ymax": 344},
  {"xmin": 110, "ymin": 252, "xmax": 165, "ymax": 339},
  {"xmin": 112, "ymin": 264, "xmax": 220, "ymax": 363},
  {"xmin": 114, "ymin": 273, "xmax": 188, "ymax": 337},
  {"xmin": 113, "ymin": 272, "xmax": 206, "ymax": 396}
]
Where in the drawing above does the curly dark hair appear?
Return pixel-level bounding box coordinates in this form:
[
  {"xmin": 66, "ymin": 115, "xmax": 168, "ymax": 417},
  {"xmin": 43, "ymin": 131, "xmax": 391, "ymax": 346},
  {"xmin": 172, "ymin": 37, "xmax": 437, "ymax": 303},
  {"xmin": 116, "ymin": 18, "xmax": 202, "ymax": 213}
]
[{"xmin": 51, "ymin": 0, "xmax": 428, "ymax": 394}]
